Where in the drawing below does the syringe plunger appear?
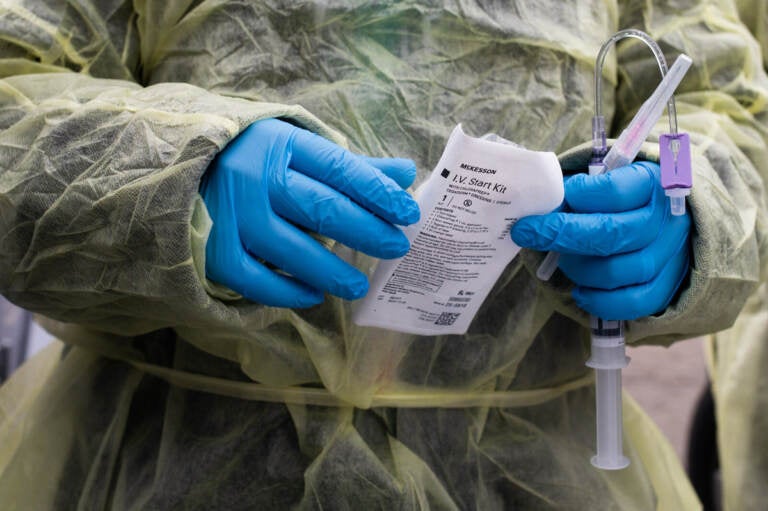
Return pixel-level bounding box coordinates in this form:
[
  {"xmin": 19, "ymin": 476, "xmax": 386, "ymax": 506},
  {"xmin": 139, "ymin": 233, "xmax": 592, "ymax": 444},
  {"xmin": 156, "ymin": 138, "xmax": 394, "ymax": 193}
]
[
  {"xmin": 591, "ymin": 368, "xmax": 630, "ymax": 470},
  {"xmin": 586, "ymin": 317, "xmax": 630, "ymax": 470}
]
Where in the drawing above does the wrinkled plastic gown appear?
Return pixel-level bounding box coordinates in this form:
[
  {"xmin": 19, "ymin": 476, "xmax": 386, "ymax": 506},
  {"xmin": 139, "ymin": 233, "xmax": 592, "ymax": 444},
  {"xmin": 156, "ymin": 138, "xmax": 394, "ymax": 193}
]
[{"xmin": 1, "ymin": 1, "xmax": 767, "ymax": 510}]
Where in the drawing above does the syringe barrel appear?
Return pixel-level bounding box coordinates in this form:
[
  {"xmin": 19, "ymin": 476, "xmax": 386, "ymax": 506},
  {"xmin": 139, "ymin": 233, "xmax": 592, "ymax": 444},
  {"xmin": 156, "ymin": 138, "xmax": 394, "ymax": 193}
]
[
  {"xmin": 592, "ymin": 368, "xmax": 630, "ymax": 470},
  {"xmin": 586, "ymin": 318, "xmax": 629, "ymax": 369}
]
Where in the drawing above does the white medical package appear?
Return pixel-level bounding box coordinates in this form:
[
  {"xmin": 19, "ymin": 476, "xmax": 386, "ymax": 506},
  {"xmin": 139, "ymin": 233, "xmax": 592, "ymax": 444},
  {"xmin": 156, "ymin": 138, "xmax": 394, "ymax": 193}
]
[{"xmin": 353, "ymin": 124, "xmax": 564, "ymax": 335}]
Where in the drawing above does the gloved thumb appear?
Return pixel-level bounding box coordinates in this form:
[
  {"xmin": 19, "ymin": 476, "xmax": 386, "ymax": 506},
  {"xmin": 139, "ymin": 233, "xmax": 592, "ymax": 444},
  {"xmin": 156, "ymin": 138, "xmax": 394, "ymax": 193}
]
[{"xmin": 360, "ymin": 156, "xmax": 417, "ymax": 189}]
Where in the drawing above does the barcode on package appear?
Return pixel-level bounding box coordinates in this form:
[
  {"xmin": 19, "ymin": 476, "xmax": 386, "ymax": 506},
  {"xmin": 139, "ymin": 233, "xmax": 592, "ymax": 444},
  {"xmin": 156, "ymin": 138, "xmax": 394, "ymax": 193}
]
[{"xmin": 435, "ymin": 312, "xmax": 460, "ymax": 326}]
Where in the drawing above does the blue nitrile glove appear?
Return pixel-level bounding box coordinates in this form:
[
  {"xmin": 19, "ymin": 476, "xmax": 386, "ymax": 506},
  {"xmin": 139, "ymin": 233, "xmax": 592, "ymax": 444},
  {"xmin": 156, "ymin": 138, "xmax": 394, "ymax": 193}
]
[
  {"xmin": 200, "ymin": 118, "xmax": 420, "ymax": 308},
  {"xmin": 511, "ymin": 161, "xmax": 691, "ymax": 320}
]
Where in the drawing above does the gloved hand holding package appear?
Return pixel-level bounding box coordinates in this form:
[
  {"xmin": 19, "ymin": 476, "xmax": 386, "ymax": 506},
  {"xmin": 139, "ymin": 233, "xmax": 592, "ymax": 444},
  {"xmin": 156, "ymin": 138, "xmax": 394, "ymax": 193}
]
[
  {"xmin": 200, "ymin": 118, "xmax": 420, "ymax": 308},
  {"xmin": 512, "ymin": 161, "xmax": 691, "ymax": 320}
]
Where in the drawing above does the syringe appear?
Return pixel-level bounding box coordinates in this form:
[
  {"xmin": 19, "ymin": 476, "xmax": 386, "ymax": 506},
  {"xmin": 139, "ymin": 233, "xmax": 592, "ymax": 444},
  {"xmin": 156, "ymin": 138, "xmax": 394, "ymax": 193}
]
[
  {"xmin": 537, "ymin": 52, "xmax": 692, "ymax": 470},
  {"xmin": 588, "ymin": 53, "xmax": 692, "ymax": 471}
]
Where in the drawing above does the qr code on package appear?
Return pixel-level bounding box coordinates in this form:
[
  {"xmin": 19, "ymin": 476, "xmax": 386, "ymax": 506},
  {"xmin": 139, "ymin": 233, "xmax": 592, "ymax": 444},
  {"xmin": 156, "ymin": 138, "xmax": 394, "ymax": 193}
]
[{"xmin": 435, "ymin": 312, "xmax": 460, "ymax": 326}]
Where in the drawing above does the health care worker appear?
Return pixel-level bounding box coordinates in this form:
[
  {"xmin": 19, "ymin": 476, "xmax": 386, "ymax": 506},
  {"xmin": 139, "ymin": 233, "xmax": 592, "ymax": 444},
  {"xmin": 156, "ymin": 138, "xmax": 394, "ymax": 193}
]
[{"xmin": 0, "ymin": 1, "xmax": 765, "ymax": 510}]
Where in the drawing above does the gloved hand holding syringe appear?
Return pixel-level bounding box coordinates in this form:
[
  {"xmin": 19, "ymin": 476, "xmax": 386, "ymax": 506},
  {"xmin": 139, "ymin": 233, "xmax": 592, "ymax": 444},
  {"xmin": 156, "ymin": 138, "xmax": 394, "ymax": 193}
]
[{"xmin": 533, "ymin": 33, "xmax": 693, "ymax": 470}]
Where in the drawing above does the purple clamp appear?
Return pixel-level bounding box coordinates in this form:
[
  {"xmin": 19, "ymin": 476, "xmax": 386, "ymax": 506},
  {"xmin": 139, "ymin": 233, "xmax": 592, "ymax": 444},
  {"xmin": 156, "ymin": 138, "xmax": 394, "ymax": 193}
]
[{"xmin": 659, "ymin": 133, "xmax": 692, "ymax": 216}]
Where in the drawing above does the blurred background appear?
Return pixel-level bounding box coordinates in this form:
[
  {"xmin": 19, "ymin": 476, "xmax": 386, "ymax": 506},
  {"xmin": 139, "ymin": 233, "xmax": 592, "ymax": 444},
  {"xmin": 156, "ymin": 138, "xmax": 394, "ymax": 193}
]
[
  {"xmin": 1, "ymin": 296, "xmax": 54, "ymax": 385},
  {"xmin": 625, "ymin": 337, "xmax": 708, "ymax": 461}
]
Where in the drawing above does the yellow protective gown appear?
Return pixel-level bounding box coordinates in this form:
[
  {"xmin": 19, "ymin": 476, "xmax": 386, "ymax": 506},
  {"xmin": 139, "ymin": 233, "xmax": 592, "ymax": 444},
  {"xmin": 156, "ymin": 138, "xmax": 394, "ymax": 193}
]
[
  {"xmin": 0, "ymin": 1, "xmax": 766, "ymax": 509},
  {"xmin": 712, "ymin": 2, "xmax": 768, "ymax": 510}
]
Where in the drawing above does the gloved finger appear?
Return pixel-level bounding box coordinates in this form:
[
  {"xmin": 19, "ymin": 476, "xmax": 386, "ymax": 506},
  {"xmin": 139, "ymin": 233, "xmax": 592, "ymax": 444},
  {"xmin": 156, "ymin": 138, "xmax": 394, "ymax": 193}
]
[
  {"xmin": 559, "ymin": 212, "xmax": 691, "ymax": 289},
  {"xmin": 240, "ymin": 215, "xmax": 370, "ymax": 300},
  {"xmin": 215, "ymin": 251, "xmax": 325, "ymax": 308},
  {"xmin": 565, "ymin": 162, "xmax": 658, "ymax": 213},
  {"xmin": 269, "ymin": 167, "xmax": 410, "ymax": 259},
  {"xmin": 511, "ymin": 181, "xmax": 665, "ymax": 255},
  {"xmin": 203, "ymin": 204, "xmax": 324, "ymax": 308},
  {"xmin": 572, "ymin": 240, "xmax": 690, "ymax": 320},
  {"xmin": 289, "ymin": 127, "xmax": 420, "ymax": 226},
  {"xmin": 359, "ymin": 156, "xmax": 417, "ymax": 189}
]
